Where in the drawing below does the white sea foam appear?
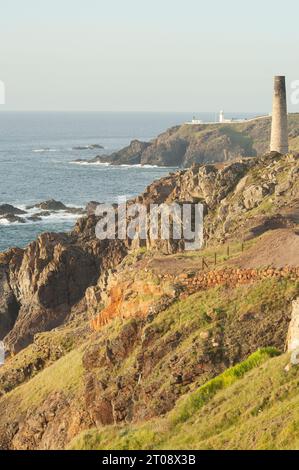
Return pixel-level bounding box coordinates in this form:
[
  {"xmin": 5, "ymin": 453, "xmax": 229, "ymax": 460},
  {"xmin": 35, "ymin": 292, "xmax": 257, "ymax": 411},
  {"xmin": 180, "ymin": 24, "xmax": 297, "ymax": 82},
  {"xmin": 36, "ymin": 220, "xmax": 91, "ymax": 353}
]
[
  {"xmin": 119, "ymin": 164, "xmax": 160, "ymax": 168},
  {"xmin": 0, "ymin": 204, "xmax": 84, "ymax": 226},
  {"xmin": 70, "ymin": 160, "xmax": 110, "ymax": 166},
  {"xmin": 70, "ymin": 161, "xmax": 163, "ymax": 168},
  {"xmin": 0, "ymin": 219, "xmax": 11, "ymax": 226},
  {"xmin": 33, "ymin": 148, "xmax": 58, "ymax": 153}
]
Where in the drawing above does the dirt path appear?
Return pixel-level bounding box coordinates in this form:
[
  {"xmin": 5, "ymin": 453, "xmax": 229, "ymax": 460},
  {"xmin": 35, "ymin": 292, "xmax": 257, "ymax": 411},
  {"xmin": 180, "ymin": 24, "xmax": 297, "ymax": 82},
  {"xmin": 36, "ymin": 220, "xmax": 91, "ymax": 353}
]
[{"xmin": 230, "ymin": 229, "xmax": 299, "ymax": 268}]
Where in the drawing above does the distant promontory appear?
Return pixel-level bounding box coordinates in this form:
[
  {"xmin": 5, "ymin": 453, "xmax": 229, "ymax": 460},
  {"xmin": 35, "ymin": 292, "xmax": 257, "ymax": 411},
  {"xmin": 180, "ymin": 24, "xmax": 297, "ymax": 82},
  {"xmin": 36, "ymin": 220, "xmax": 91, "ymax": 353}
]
[{"xmin": 74, "ymin": 114, "xmax": 299, "ymax": 167}]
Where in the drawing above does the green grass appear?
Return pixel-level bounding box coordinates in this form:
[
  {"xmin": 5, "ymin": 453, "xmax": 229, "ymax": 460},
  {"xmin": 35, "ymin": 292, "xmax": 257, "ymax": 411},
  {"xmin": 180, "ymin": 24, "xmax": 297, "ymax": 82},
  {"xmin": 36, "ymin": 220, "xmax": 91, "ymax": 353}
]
[
  {"xmin": 149, "ymin": 276, "xmax": 299, "ymax": 339},
  {"xmin": 69, "ymin": 348, "xmax": 293, "ymax": 450},
  {"xmin": 5, "ymin": 346, "xmax": 85, "ymax": 412},
  {"xmin": 169, "ymin": 347, "xmax": 280, "ymax": 425},
  {"xmin": 164, "ymin": 352, "xmax": 299, "ymax": 450},
  {"xmin": 219, "ymin": 126, "xmax": 255, "ymax": 155},
  {"xmin": 130, "ymin": 276, "xmax": 299, "ymax": 396}
]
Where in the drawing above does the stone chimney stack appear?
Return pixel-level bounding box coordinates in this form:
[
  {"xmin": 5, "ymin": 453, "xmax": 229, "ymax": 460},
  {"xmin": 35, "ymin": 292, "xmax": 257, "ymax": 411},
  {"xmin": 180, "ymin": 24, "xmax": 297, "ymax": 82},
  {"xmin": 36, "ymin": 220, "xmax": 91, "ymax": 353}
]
[{"xmin": 270, "ymin": 76, "xmax": 289, "ymax": 154}]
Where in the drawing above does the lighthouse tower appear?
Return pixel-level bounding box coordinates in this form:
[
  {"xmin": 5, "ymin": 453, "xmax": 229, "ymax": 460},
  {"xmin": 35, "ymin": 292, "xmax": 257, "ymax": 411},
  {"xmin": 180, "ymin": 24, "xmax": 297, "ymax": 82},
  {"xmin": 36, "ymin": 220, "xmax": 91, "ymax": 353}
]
[{"xmin": 270, "ymin": 76, "xmax": 289, "ymax": 154}]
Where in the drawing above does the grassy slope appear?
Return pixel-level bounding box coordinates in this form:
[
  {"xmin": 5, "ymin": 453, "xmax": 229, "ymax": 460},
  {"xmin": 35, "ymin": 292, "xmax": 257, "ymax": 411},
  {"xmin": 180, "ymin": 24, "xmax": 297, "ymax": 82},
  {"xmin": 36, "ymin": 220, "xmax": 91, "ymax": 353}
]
[
  {"xmin": 67, "ymin": 275, "xmax": 299, "ymax": 450},
  {"xmin": 0, "ymin": 345, "xmax": 84, "ymax": 421},
  {"xmin": 69, "ymin": 350, "xmax": 299, "ymax": 450},
  {"xmin": 1, "ymin": 246, "xmax": 299, "ymax": 449}
]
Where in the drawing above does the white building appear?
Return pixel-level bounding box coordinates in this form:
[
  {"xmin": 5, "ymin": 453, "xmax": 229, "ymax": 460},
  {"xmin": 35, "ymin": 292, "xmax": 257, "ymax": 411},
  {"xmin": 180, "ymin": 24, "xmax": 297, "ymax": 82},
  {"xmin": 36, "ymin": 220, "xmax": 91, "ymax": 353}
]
[
  {"xmin": 185, "ymin": 111, "xmax": 268, "ymax": 126},
  {"xmin": 185, "ymin": 116, "xmax": 203, "ymax": 125}
]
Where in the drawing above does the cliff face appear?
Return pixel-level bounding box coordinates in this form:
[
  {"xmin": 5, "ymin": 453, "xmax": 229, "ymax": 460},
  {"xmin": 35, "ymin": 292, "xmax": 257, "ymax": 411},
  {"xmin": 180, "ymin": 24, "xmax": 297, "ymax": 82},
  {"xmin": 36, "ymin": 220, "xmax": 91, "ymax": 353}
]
[
  {"xmin": 88, "ymin": 114, "xmax": 299, "ymax": 167},
  {"xmin": 1, "ymin": 151, "xmax": 299, "ymax": 449},
  {"xmin": 0, "ymin": 232, "xmax": 127, "ymax": 353},
  {"xmin": 92, "ymin": 140, "xmax": 151, "ymax": 166}
]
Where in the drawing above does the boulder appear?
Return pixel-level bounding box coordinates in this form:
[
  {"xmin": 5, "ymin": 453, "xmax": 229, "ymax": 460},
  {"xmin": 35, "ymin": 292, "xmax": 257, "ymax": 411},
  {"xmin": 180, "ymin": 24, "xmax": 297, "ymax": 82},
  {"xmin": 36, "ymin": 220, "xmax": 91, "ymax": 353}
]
[
  {"xmin": 0, "ymin": 204, "xmax": 26, "ymax": 216},
  {"xmin": 86, "ymin": 201, "xmax": 101, "ymax": 216},
  {"xmin": 27, "ymin": 215, "xmax": 42, "ymax": 222},
  {"xmin": 30, "ymin": 200, "xmax": 67, "ymax": 211},
  {"xmin": 26, "ymin": 200, "xmax": 84, "ymax": 215},
  {"xmin": 243, "ymin": 185, "xmax": 270, "ymax": 210},
  {"xmin": 0, "ymin": 214, "xmax": 26, "ymax": 224},
  {"xmin": 73, "ymin": 144, "xmax": 103, "ymax": 150},
  {"xmin": 86, "ymin": 140, "xmax": 151, "ymax": 165}
]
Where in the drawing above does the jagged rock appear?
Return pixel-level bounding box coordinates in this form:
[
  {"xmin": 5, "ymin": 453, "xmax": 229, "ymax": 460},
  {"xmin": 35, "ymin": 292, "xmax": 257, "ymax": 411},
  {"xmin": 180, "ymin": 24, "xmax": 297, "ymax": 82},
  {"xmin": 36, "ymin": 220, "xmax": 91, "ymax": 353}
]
[
  {"xmin": 25, "ymin": 200, "xmax": 85, "ymax": 215},
  {"xmin": 0, "ymin": 214, "xmax": 26, "ymax": 224},
  {"xmin": 87, "ymin": 140, "xmax": 151, "ymax": 165},
  {"xmin": 275, "ymin": 180, "xmax": 292, "ymax": 196},
  {"xmin": 85, "ymin": 201, "xmax": 101, "ymax": 216},
  {"xmin": 27, "ymin": 199, "xmax": 67, "ymax": 211},
  {"xmin": 141, "ymin": 137, "xmax": 188, "ymax": 166},
  {"xmin": 243, "ymin": 185, "xmax": 270, "ymax": 210},
  {"xmin": 27, "ymin": 215, "xmax": 42, "ymax": 222},
  {"xmin": 0, "ymin": 266, "xmax": 19, "ymax": 339},
  {"xmin": 1, "ymin": 230, "xmax": 127, "ymax": 353},
  {"xmin": 35, "ymin": 211, "xmax": 51, "ymax": 217},
  {"xmin": 0, "ymin": 204, "xmax": 26, "ymax": 216},
  {"xmin": 73, "ymin": 144, "xmax": 103, "ymax": 150}
]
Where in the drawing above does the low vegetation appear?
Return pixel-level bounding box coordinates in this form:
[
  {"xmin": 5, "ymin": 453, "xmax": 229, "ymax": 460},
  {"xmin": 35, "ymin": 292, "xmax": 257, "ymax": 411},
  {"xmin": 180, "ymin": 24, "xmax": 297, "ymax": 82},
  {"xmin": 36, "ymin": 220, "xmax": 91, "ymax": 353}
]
[{"xmin": 69, "ymin": 349, "xmax": 299, "ymax": 450}]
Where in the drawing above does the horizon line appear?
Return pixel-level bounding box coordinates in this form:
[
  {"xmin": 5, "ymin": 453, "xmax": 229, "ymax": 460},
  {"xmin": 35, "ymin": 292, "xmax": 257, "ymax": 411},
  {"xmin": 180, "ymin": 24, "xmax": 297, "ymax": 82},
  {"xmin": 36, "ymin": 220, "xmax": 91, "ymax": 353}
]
[{"xmin": 0, "ymin": 109, "xmax": 269, "ymax": 114}]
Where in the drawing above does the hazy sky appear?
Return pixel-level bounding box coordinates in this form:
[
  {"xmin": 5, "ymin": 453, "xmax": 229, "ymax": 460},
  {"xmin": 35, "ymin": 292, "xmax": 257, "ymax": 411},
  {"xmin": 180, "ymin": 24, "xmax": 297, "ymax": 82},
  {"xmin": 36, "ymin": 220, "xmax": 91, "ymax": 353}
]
[{"xmin": 1, "ymin": 0, "xmax": 299, "ymax": 112}]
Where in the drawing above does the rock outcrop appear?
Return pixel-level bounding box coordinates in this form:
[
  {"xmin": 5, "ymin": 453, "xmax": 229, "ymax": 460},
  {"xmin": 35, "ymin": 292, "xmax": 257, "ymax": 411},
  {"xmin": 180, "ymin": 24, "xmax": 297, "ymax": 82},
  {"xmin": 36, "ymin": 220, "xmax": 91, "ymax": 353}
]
[
  {"xmin": 0, "ymin": 200, "xmax": 87, "ymax": 226},
  {"xmin": 26, "ymin": 199, "xmax": 84, "ymax": 215},
  {"xmin": 87, "ymin": 140, "xmax": 151, "ymax": 165},
  {"xmin": 0, "ymin": 230, "xmax": 127, "ymax": 352},
  {"xmin": 0, "ymin": 264, "xmax": 20, "ymax": 339},
  {"xmin": 0, "ymin": 205, "xmax": 26, "ymax": 216}
]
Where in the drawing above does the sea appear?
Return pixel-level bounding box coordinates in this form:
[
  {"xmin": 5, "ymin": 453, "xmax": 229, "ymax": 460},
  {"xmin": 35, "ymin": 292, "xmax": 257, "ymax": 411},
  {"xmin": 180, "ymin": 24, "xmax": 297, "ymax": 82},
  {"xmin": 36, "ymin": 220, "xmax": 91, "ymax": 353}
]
[{"xmin": 0, "ymin": 111, "xmax": 257, "ymax": 252}]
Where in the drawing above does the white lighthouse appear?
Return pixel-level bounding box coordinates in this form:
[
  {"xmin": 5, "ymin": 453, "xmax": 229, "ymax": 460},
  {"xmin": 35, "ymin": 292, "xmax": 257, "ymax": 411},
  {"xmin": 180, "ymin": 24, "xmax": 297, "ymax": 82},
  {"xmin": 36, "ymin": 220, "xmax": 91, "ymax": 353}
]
[{"xmin": 219, "ymin": 110, "xmax": 225, "ymax": 123}]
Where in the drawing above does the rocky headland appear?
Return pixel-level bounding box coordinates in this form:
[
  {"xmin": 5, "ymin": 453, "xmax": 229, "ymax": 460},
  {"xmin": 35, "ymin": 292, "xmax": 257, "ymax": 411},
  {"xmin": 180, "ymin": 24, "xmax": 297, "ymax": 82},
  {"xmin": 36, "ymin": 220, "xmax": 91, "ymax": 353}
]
[{"xmin": 76, "ymin": 113, "xmax": 299, "ymax": 167}]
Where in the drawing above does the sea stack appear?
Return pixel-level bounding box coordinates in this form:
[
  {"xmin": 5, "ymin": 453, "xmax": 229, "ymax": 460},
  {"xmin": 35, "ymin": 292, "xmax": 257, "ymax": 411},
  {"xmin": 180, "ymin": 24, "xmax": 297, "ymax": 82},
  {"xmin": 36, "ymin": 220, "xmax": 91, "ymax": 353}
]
[{"xmin": 270, "ymin": 75, "xmax": 289, "ymax": 154}]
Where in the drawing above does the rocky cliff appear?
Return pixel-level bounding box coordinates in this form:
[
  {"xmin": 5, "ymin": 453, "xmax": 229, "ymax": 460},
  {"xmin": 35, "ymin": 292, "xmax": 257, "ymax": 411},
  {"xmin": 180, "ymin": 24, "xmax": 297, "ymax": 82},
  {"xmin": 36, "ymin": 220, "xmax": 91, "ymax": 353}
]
[
  {"xmin": 0, "ymin": 232, "xmax": 127, "ymax": 353},
  {"xmin": 83, "ymin": 113, "xmax": 299, "ymax": 167}
]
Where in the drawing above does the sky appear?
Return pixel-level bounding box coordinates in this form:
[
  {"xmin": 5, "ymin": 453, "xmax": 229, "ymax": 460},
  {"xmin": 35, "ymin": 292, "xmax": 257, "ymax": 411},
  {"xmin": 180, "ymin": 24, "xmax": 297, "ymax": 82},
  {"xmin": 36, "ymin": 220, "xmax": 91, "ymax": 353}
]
[{"xmin": 0, "ymin": 0, "xmax": 299, "ymax": 112}]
